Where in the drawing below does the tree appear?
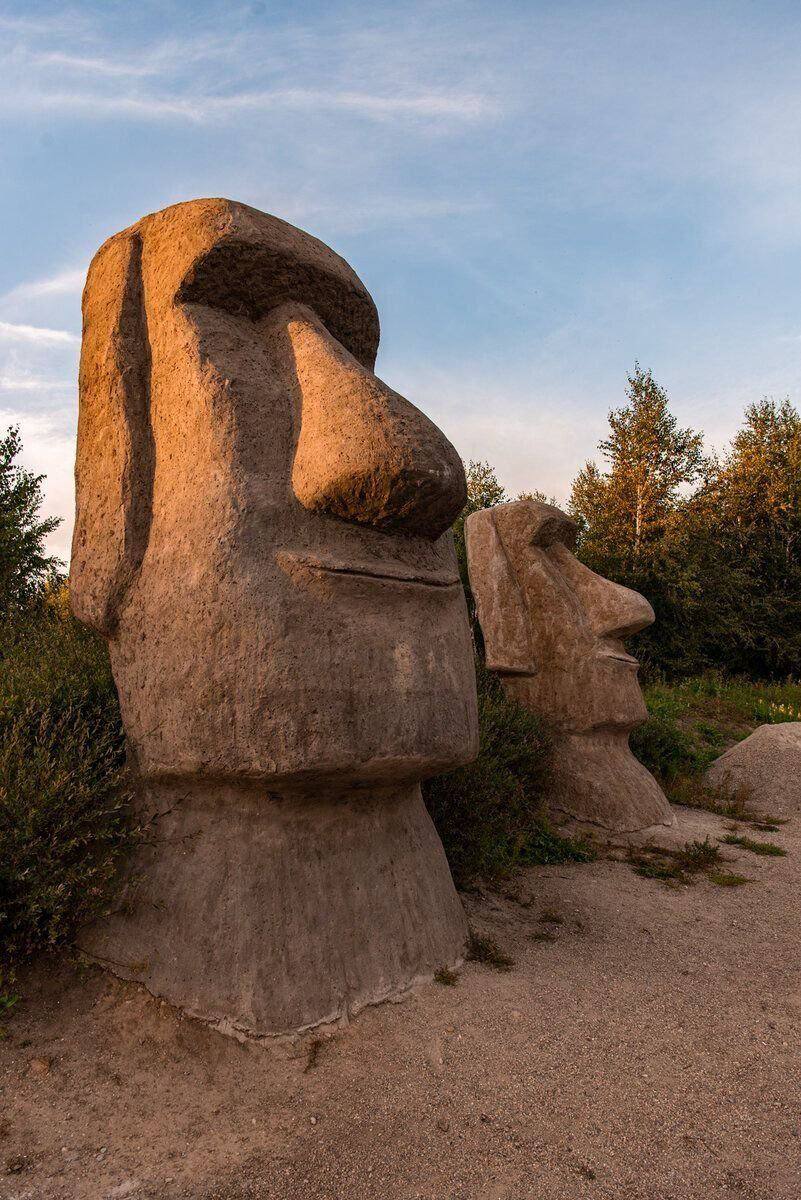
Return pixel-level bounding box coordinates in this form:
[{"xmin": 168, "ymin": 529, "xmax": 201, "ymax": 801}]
[
  {"xmin": 569, "ymin": 367, "xmax": 706, "ymax": 673},
  {"xmin": 570, "ymin": 365, "xmax": 704, "ymax": 572},
  {"xmin": 463, "ymin": 459, "xmax": 508, "ymax": 514},
  {"xmin": 0, "ymin": 426, "xmax": 62, "ymax": 611},
  {"xmin": 691, "ymin": 398, "xmax": 801, "ymax": 676}
]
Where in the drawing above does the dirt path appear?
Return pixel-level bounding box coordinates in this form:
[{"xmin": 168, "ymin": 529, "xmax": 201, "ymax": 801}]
[{"xmin": 2, "ymin": 805, "xmax": 799, "ymax": 1200}]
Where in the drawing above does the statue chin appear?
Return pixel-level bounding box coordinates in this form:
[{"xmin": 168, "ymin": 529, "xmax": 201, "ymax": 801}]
[{"xmin": 549, "ymin": 731, "xmax": 675, "ymax": 833}]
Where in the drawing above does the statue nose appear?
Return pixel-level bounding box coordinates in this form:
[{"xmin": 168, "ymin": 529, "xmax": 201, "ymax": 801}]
[
  {"xmin": 589, "ymin": 575, "xmax": 655, "ymax": 640},
  {"xmin": 274, "ymin": 304, "xmax": 466, "ymax": 540}
]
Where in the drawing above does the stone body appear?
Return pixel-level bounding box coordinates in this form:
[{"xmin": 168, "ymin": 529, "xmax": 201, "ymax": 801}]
[
  {"xmin": 466, "ymin": 499, "xmax": 673, "ymax": 831},
  {"xmin": 71, "ymin": 199, "xmax": 478, "ymax": 1038},
  {"xmin": 705, "ymin": 723, "xmax": 801, "ymax": 816}
]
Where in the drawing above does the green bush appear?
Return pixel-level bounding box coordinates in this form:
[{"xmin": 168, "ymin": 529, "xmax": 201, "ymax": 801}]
[
  {"xmin": 629, "ymin": 706, "xmax": 699, "ymax": 780},
  {"xmin": 424, "ymin": 664, "xmax": 593, "ymax": 887},
  {"xmin": 0, "ymin": 602, "xmax": 134, "ymax": 968}
]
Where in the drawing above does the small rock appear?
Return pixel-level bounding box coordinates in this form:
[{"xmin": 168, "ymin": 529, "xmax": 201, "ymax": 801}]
[
  {"xmin": 705, "ymin": 723, "xmax": 801, "ymax": 816},
  {"xmin": 437, "ymin": 1117, "xmax": 451, "ymax": 1132},
  {"xmin": 28, "ymin": 1057, "xmax": 51, "ymax": 1076},
  {"xmin": 309, "ymin": 1116, "xmax": 317, "ymax": 1126},
  {"xmin": 5, "ymin": 1153, "xmax": 32, "ymax": 1174},
  {"xmin": 106, "ymin": 1181, "xmax": 141, "ymax": 1198}
]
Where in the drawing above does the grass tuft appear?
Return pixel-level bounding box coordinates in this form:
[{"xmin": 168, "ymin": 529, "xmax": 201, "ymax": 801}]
[
  {"xmin": 628, "ymin": 837, "xmax": 724, "ymax": 886},
  {"xmin": 708, "ymin": 871, "xmax": 750, "ymax": 887},
  {"xmin": 722, "ymin": 834, "xmax": 787, "ymax": 857},
  {"xmin": 538, "ymin": 908, "xmax": 563, "ymax": 925},
  {"xmin": 465, "ymin": 931, "xmax": 514, "ymax": 972},
  {"xmin": 434, "ymin": 966, "xmax": 459, "ymax": 987},
  {"xmin": 675, "ymin": 838, "xmax": 724, "ymax": 872}
]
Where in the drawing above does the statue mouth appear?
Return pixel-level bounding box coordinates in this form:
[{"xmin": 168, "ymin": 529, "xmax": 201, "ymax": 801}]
[
  {"xmin": 277, "ymin": 551, "xmax": 461, "ymax": 590},
  {"xmin": 596, "ymin": 640, "xmax": 639, "ymax": 667}
]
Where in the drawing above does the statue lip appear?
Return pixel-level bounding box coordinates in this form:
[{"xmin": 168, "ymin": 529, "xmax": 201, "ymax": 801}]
[
  {"xmin": 596, "ymin": 641, "xmax": 639, "ymax": 667},
  {"xmin": 277, "ymin": 551, "xmax": 461, "ymax": 589}
]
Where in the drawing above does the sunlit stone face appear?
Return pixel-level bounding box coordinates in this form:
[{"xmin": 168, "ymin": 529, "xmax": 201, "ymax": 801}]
[
  {"xmin": 71, "ymin": 199, "xmax": 478, "ymax": 791},
  {"xmin": 466, "ymin": 499, "xmax": 653, "ymax": 733},
  {"xmin": 466, "ymin": 499, "xmax": 673, "ymax": 832}
]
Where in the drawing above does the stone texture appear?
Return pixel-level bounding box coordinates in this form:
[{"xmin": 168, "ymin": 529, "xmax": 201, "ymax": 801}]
[
  {"xmin": 705, "ymin": 723, "xmax": 801, "ymax": 816},
  {"xmin": 86, "ymin": 782, "xmax": 466, "ymax": 1039},
  {"xmin": 71, "ymin": 198, "xmax": 478, "ymax": 1037},
  {"xmin": 289, "ymin": 305, "xmax": 466, "ymax": 538},
  {"xmin": 466, "ymin": 499, "xmax": 673, "ymax": 832}
]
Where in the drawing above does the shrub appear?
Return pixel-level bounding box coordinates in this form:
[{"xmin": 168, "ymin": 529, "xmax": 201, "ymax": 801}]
[
  {"xmin": 630, "ymin": 707, "xmax": 698, "ymax": 780},
  {"xmin": 0, "ymin": 602, "xmax": 134, "ymax": 969},
  {"xmin": 423, "ymin": 664, "xmax": 593, "ymax": 887}
]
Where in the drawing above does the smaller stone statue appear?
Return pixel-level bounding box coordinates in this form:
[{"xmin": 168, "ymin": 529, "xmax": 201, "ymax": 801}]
[{"xmin": 466, "ymin": 499, "xmax": 673, "ymax": 831}]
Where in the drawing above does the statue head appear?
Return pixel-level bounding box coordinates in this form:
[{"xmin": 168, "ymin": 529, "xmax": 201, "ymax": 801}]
[
  {"xmin": 466, "ymin": 498, "xmax": 672, "ymax": 829},
  {"xmin": 466, "ymin": 498, "xmax": 653, "ymax": 732},
  {"xmin": 71, "ymin": 199, "xmax": 478, "ymax": 791}
]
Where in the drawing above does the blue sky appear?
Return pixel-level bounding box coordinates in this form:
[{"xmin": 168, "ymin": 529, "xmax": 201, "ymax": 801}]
[{"xmin": 2, "ymin": 0, "xmax": 801, "ymax": 561}]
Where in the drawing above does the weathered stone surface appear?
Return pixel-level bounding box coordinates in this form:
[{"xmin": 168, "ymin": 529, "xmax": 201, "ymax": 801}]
[
  {"xmin": 705, "ymin": 723, "xmax": 801, "ymax": 815},
  {"xmin": 466, "ymin": 499, "xmax": 673, "ymax": 832},
  {"xmin": 71, "ymin": 198, "xmax": 478, "ymax": 1036},
  {"xmin": 289, "ymin": 305, "xmax": 466, "ymax": 538},
  {"xmin": 87, "ymin": 781, "xmax": 466, "ymax": 1039}
]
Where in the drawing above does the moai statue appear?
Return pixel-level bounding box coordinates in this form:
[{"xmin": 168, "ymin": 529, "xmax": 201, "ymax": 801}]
[
  {"xmin": 466, "ymin": 499, "xmax": 673, "ymax": 832},
  {"xmin": 71, "ymin": 199, "xmax": 478, "ymax": 1038}
]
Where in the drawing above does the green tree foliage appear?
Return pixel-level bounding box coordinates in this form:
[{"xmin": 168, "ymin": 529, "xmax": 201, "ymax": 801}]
[
  {"xmin": 423, "ymin": 666, "xmax": 592, "ymax": 887},
  {"xmin": 570, "ymin": 364, "xmax": 704, "ymax": 568},
  {"xmin": 690, "ymin": 398, "xmax": 801, "ymax": 676},
  {"xmin": 569, "ymin": 366, "xmax": 705, "ymax": 671},
  {"xmin": 570, "ymin": 370, "xmax": 801, "ymax": 678},
  {"xmin": 0, "ymin": 601, "xmax": 134, "ymax": 968},
  {"xmin": 0, "ymin": 426, "xmax": 62, "ymax": 611}
]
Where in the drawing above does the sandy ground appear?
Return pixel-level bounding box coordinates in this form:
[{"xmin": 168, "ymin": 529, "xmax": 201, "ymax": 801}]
[{"xmin": 2, "ymin": 804, "xmax": 800, "ymax": 1200}]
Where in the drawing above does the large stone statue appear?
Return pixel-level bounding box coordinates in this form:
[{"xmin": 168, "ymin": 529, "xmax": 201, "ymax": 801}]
[
  {"xmin": 71, "ymin": 199, "xmax": 478, "ymax": 1038},
  {"xmin": 466, "ymin": 499, "xmax": 673, "ymax": 831}
]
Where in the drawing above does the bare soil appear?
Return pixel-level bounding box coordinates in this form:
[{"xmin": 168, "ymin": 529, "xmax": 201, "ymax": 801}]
[{"xmin": 2, "ymin": 805, "xmax": 799, "ymax": 1200}]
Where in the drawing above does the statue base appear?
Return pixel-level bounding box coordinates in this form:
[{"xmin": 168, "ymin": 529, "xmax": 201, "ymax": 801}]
[
  {"xmin": 78, "ymin": 780, "xmax": 467, "ymax": 1039},
  {"xmin": 549, "ymin": 732, "xmax": 675, "ymax": 832}
]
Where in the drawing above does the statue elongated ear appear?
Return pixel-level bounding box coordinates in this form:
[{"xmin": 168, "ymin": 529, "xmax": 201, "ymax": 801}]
[
  {"xmin": 70, "ymin": 232, "xmax": 153, "ymax": 635},
  {"xmin": 465, "ymin": 508, "xmax": 535, "ymax": 674}
]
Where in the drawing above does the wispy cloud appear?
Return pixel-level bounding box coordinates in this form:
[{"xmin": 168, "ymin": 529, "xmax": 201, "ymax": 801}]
[
  {"xmin": 236, "ymin": 88, "xmax": 494, "ymax": 120},
  {"xmin": 250, "ymin": 192, "xmax": 488, "ymax": 234},
  {"xmin": 7, "ymin": 85, "xmax": 496, "ymax": 124},
  {"xmin": 1, "ymin": 268, "xmax": 84, "ymax": 304},
  {"xmin": 33, "ymin": 50, "xmax": 158, "ymax": 77},
  {"xmin": 0, "ymin": 374, "xmax": 73, "ymax": 392},
  {"xmin": 0, "ymin": 13, "xmax": 83, "ymax": 36},
  {"xmin": 0, "ymin": 320, "xmax": 79, "ymax": 345}
]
